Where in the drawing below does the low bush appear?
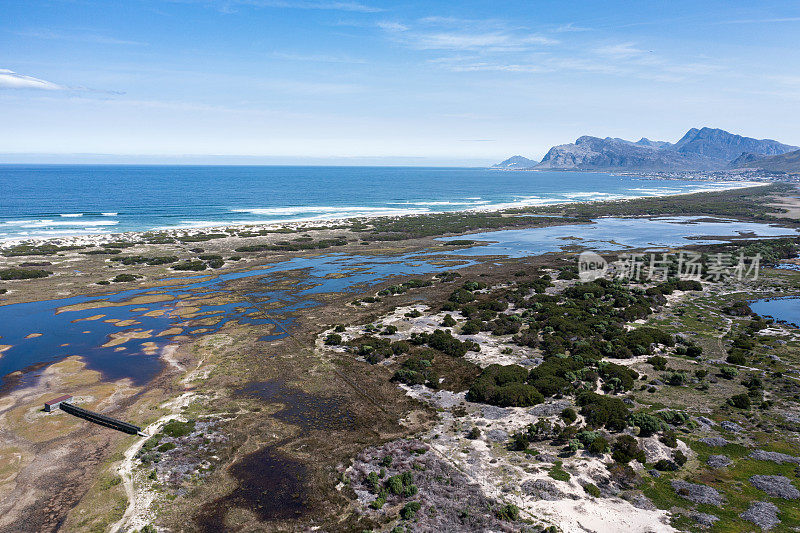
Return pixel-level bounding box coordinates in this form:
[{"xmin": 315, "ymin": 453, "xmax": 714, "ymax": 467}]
[
  {"xmin": 111, "ymin": 274, "xmax": 139, "ymax": 283},
  {"xmin": 611, "ymin": 435, "xmax": 645, "ymax": 464},
  {"xmin": 161, "ymin": 419, "xmax": 195, "ymax": 438},
  {"xmin": 577, "ymin": 391, "xmax": 629, "ymax": 431},
  {"xmin": 0, "ymin": 268, "xmax": 52, "ymax": 280},
  {"xmin": 324, "ymin": 333, "xmax": 342, "ymax": 345},
  {"xmin": 467, "ymin": 364, "xmax": 543, "ymax": 407},
  {"xmin": 728, "ymin": 393, "xmax": 751, "ymax": 409}
]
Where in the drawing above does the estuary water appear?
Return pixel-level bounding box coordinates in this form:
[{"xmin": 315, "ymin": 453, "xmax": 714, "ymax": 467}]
[{"xmin": 1, "ymin": 215, "xmax": 796, "ymax": 392}]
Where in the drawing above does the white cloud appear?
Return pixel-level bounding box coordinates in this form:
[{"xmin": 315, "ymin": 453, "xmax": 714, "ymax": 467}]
[
  {"xmin": 377, "ymin": 21, "xmax": 409, "ymax": 32},
  {"xmin": 552, "ymin": 22, "xmax": 591, "ymax": 33},
  {"xmin": 220, "ymin": 0, "xmax": 382, "ymax": 12},
  {"xmin": 0, "ymin": 69, "xmax": 65, "ymax": 90},
  {"xmin": 272, "ymin": 51, "xmax": 366, "ymax": 63},
  {"xmin": 716, "ymin": 17, "xmax": 800, "ymax": 25},
  {"xmin": 377, "ymin": 17, "xmax": 557, "ymax": 53},
  {"xmin": 594, "ymin": 42, "xmax": 647, "ymax": 59},
  {"xmin": 413, "ymin": 32, "xmax": 557, "ymax": 51},
  {"xmin": 16, "ymin": 30, "xmax": 146, "ymax": 46}
]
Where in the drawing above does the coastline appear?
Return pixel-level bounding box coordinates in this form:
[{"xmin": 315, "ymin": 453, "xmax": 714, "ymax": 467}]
[{"xmin": 0, "ymin": 179, "xmax": 769, "ymax": 249}]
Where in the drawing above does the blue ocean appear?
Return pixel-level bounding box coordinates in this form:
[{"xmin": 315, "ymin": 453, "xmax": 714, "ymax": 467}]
[{"xmin": 0, "ymin": 165, "xmax": 754, "ymax": 241}]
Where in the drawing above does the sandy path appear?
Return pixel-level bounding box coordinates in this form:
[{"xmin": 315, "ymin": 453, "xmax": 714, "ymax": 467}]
[{"xmin": 109, "ymin": 392, "xmax": 196, "ymax": 533}]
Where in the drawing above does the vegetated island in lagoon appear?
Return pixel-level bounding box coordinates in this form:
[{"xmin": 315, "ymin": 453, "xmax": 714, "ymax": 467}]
[{"xmin": 1, "ymin": 182, "xmax": 800, "ymax": 532}]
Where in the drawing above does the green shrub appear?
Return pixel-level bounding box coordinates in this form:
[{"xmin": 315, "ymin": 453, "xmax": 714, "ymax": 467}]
[
  {"xmin": 653, "ymin": 459, "xmax": 678, "ymax": 471},
  {"xmin": 599, "ymin": 362, "xmax": 638, "ymax": 392},
  {"xmin": 448, "ymin": 288, "xmax": 475, "ymax": 304},
  {"xmin": 611, "ymin": 435, "xmax": 645, "ymax": 464},
  {"xmin": 673, "ymin": 449, "xmax": 687, "ymax": 466},
  {"xmin": 467, "ymin": 364, "xmax": 543, "ymax": 407},
  {"xmin": 495, "ymin": 503, "xmax": 520, "ymax": 521},
  {"xmin": 324, "ymin": 333, "xmax": 342, "ymax": 345},
  {"xmin": 441, "ymin": 314, "xmax": 457, "ymax": 327},
  {"xmin": 720, "ymin": 366, "xmax": 738, "ymax": 379},
  {"xmin": 577, "ymin": 392, "xmax": 629, "ymax": 431},
  {"xmin": 112, "ymin": 273, "xmax": 139, "ymax": 283},
  {"xmin": 726, "ymin": 352, "xmax": 747, "ymax": 365},
  {"xmin": 561, "ymin": 407, "xmax": 577, "ymax": 423},
  {"xmin": 370, "ymin": 496, "xmax": 385, "ymax": 510},
  {"xmin": 161, "ymin": 419, "xmax": 195, "ymax": 438},
  {"xmin": 660, "ymin": 430, "xmax": 678, "ymax": 448},
  {"xmin": 548, "ymin": 460, "xmax": 571, "ymax": 481},
  {"xmin": 400, "ymin": 501, "xmax": 421, "ymax": 520},
  {"xmin": 728, "ymin": 393, "xmax": 751, "ymax": 409},
  {"xmin": 0, "ymin": 268, "xmax": 52, "ymax": 280},
  {"xmin": 588, "ymin": 436, "xmax": 609, "ymax": 454},
  {"xmin": 629, "ymin": 412, "xmax": 662, "ymax": 437},
  {"xmin": 461, "ymin": 320, "xmax": 481, "ymax": 334},
  {"xmin": 584, "ymin": 483, "xmax": 601, "ymax": 497},
  {"xmin": 647, "ymin": 356, "xmax": 668, "ymax": 371}
]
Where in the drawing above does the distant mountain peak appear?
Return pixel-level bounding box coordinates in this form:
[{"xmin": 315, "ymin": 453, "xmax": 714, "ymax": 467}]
[
  {"xmin": 493, "ymin": 127, "xmax": 798, "ymax": 172},
  {"xmin": 672, "ymin": 126, "xmax": 796, "ymax": 160},
  {"xmin": 492, "ymin": 155, "xmax": 537, "ymax": 169}
]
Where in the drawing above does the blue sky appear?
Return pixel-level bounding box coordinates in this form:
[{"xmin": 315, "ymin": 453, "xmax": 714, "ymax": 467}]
[{"xmin": 2, "ymin": 0, "xmax": 800, "ymax": 164}]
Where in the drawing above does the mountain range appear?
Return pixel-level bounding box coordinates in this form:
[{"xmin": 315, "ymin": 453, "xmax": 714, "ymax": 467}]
[{"xmin": 494, "ymin": 127, "xmax": 799, "ymax": 172}]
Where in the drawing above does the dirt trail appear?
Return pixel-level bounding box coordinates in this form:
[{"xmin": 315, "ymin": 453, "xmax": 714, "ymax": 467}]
[{"xmin": 109, "ymin": 392, "xmax": 196, "ymax": 533}]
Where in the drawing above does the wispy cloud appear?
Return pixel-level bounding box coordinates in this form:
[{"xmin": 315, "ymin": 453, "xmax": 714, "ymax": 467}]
[
  {"xmin": 16, "ymin": 30, "xmax": 146, "ymax": 46},
  {"xmin": 410, "ymin": 32, "xmax": 557, "ymax": 51},
  {"xmin": 715, "ymin": 17, "xmax": 800, "ymax": 25},
  {"xmin": 377, "ymin": 16, "xmax": 560, "ymax": 53},
  {"xmin": 0, "ymin": 68, "xmax": 125, "ymax": 94},
  {"xmin": 0, "ymin": 69, "xmax": 66, "ymax": 90},
  {"xmin": 216, "ymin": 0, "xmax": 382, "ymax": 13},
  {"xmin": 594, "ymin": 42, "xmax": 648, "ymax": 59},
  {"xmin": 377, "ymin": 21, "xmax": 408, "ymax": 32},
  {"xmin": 552, "ymin": 22, "xmax": 591, "ymax": 33},
  {"xmin": 272, "ymin": 51, "xmax": 366, "ymax": 63}
]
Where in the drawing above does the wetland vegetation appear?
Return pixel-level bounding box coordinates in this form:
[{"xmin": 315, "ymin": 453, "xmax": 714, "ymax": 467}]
[{"xmin": 1, "ymin": 183, "xmax": 800, "ymax": 532}]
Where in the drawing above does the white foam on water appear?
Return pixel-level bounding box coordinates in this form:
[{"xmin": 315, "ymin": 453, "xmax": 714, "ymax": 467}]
[
  {"xmin": 231, "ymin": 205, "xmax": 425, "ymax": 216},
  {"xmin": 59, "ymin": 213, "xmax": 83, "ymax": 217}
]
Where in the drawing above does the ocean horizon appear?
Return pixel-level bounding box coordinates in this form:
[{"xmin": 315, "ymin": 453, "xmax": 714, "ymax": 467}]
[{"xmin": 0, "ymin": 164, "xmax": 758, "ymax": 241}]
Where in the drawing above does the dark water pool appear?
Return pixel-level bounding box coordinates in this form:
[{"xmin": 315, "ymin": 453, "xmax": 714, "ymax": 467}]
[{"xmin": 750, "ymin": 297, "xmax": 800, "ymax": 328}]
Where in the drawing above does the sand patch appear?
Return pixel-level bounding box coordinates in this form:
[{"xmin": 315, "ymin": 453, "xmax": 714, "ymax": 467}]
[
  {"xmin": 56, "ymin": 294, "xmax": 173, "ymax": 314},
  {"xmin": 157, "ymin": 327, "xmax": 184, "ymax": 337},
  {"xmin": 24, "ymin": 334, "xmax": 42, "ymax": 339},
  {"xmin": 172, "ymin": 306, "xmax": 199, "ymax": 318},
  {"xmin": 140, "ymin": 342, "xmax": 159, "ymax": 355},
  {"xmin": 114, "ymin": 320, "xmax": 141, "ymax": 327},
  {"xmin": 0, "ymin": 346, "xmax": 12, "ymax": 355},
  {"xmin": 72, "ymin": 314, "xmax": 106, "ymax": 322},
  {"xmin": 102, "ymin": 329, "xmax": 154, "ymax": 348}
]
